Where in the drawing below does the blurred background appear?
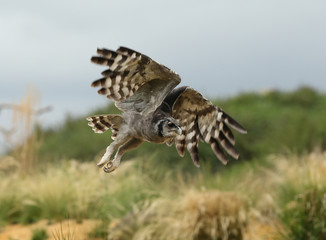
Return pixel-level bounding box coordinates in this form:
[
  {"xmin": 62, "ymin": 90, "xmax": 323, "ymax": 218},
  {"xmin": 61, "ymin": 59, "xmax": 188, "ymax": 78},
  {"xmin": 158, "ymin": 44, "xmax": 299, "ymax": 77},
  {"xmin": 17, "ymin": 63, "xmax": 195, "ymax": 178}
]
[
  {"xmin": 1, "ymin": 0, "xmax": 326, "ymax": 134},
  {"xmin": 1, "ymin": 1, "xmax": 326, "ymax": 240}
]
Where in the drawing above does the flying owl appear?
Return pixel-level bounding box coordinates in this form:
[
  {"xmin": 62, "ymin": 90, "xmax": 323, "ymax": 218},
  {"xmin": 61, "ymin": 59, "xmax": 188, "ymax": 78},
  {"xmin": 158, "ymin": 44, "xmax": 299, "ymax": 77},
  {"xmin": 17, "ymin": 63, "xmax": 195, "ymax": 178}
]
[{"xmin": 87, "ymin": 47, "xmax": 247, "ymax": 173}]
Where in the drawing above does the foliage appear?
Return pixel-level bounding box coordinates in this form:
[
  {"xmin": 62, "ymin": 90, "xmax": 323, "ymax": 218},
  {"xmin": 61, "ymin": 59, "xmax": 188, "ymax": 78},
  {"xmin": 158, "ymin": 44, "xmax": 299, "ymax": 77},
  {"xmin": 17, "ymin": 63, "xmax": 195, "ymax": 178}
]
[
  {"xmin": 0, "ymin": 160, "xmax": 160, "ymax": 225},
  {"xmin": 2, "ymin": 86, "xmax": 326, "ymax": 240},
  {"xmin": 0, "ymin": 152, "xmax": 325, "ymax": 239},
  {"xmin": 276, "ymin": 153, "xmax": 326, "ymax": 240},
  {"xmin": 36, "ymin": 87, "xmax": 326, "ymax": 172},
  {"xmin": 31, "ymin": 228, "xmax": 48, "ymax": 240},
  {"xmin": 281, "ymin": 187, "xmax": 326, "ymax": 240},
  {"xmin": 88, "ymin": 222, "xmax": 109, "ymax": 239},
  {"xmin": 217, "ymin": 86, "xmax": 326, "ymax": 161}
]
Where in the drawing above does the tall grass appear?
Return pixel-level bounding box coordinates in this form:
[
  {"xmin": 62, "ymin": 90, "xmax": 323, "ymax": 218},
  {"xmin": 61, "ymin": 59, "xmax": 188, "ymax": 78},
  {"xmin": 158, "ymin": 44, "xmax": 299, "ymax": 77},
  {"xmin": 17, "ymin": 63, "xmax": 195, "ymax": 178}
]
[
  {"xmin": 1, "ymin": 151, "xmax": 325, "ymax": 239},
  {"xmin": 0, "ymin": 88, "xmax": 47, "ymax": 174},
  {"xmin": 108, "ymin": 190, "xmax": 248, "ymax": 240},
  {"xmin": 0, "ymin": 159, "xmax": 160, "ymax": 225},
  {"xmin": 52, "ymin": 222, "xmax": 75, "ymax": 240},
  {"xmin": 276, "ymin": 152, "xmax": 326, "ymax": 239}
]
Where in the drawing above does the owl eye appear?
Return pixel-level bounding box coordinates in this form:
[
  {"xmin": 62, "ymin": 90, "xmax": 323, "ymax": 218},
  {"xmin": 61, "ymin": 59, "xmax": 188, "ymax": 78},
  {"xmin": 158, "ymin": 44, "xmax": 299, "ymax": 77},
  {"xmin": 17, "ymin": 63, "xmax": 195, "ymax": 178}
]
[{"xmin": 167, "ymin": 121, "xmax": 174, "ymax": 127}]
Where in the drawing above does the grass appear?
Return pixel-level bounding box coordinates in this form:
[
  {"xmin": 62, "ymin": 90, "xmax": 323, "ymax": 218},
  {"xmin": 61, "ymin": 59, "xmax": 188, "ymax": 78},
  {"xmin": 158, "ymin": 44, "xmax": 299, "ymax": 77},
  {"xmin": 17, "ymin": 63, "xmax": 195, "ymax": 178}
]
[
  {"xmin": 0, "ymin": 159, "xmax": 159, "ymax": 225},
  {"xmin": 1, "ymin": 151, "xmax": 326, "ymax": 239},
  {"xmin": 108, "ymin": 190, "xmax": 248, "ymax": 240},
  {"xmin": 276, "ymin": 153, "xmax": 326, "ymax": 239},
  {"xmin": 31, "ymin": 228, "xmax": 48, "ymax": 240},
  {"xmin": 2, "ymin": 86, "xmax": 326, "ymax": 239},
  {"xmin": 52, "ymin": 222, "xmax": 75, "ymax": 240}
]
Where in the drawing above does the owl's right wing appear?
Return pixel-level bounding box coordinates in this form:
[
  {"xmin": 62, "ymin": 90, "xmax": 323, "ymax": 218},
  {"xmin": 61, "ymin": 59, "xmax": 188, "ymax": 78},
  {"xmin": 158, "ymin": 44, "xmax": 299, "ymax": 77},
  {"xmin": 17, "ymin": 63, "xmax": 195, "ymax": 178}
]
[
  {"xmin": 90, "ymin": 47, "xmax": 181, "ymax": 114},
  {"xmin": 164, "ymin": 87, "xmax": 247, "ymax": 167}
]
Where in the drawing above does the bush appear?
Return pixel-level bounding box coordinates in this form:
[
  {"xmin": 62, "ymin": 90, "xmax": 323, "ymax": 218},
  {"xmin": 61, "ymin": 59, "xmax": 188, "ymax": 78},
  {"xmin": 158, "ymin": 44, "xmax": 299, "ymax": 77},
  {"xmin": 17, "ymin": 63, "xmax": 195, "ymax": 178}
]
[
  {"xmin": 31, "ymin": 228, "xmax": 48, "ymax": 240},
  {"xmin": 281, "ymin": 187, "xmax": 326, "ymax": 240},
  {"xmin": 275, "ymin": 152, "xmax": 326, "ymax": 240}
]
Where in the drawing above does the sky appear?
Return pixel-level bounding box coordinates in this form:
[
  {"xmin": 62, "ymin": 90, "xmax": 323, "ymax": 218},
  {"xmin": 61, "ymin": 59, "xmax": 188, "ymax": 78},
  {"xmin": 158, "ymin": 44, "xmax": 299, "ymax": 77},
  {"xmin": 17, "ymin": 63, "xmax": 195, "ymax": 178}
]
[{"xmin": 1, "ymin": 0, "xmax": 326, "ymax": 151}]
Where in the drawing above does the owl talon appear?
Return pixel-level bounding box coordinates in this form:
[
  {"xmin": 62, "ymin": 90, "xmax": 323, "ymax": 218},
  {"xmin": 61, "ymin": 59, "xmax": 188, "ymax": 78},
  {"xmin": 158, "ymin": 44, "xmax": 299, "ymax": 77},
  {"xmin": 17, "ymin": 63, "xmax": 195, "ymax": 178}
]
[
  {"xmin": 97, "ymin": 162, "xmax": 106, "ymax": 168},
  {"xmin": 103, "ymin": 161, "xmax": 118, "ymax": 173}
]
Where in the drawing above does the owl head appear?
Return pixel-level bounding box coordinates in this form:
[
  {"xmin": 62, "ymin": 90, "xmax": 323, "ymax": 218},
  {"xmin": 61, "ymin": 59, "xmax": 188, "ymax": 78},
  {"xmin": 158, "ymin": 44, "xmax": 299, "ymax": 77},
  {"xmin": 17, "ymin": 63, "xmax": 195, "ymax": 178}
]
[{"xmin": 157, "ymin": 117, "xmax": 182, "ymax": 137}]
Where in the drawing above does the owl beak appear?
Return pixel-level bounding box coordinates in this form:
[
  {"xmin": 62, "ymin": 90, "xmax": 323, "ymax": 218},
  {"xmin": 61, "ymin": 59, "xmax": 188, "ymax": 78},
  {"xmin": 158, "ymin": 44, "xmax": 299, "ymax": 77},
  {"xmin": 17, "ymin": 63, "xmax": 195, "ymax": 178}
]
[{"xmin": 176, "ymin": 126, "xmax": 182, "ymax": 135}]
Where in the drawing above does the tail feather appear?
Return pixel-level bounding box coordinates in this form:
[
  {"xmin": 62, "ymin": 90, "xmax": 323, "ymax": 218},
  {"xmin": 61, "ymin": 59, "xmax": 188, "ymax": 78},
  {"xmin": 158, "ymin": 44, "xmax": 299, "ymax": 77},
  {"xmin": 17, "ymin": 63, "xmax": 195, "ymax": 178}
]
[{"xmin": 87, "ymin": 114, "xmax": 123, "ymax": 139}]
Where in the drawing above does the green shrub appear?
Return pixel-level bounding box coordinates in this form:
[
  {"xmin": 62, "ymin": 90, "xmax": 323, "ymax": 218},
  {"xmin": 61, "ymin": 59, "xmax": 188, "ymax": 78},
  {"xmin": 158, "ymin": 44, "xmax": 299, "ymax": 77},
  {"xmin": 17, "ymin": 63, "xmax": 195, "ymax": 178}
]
[
  {"xmin": 88, "ymin": 222, "xmax": 109, "ymax": 239},
  {"xmin": 275, "ymin": 153, "xmax": 326, "ymax": 240},
  {"xmin": 281, "ymin": 187, "xmax": 326, "ymax": 240},
  {"xmin": 0, "ymin": 195, "xmax": 21, "ymax": 224},
  {"xmin": 31, "ymin": 228, "xmax": 48, "ymax": 240},
  {"xmin": 36, "ymin": 87, "xmax": 326, "ymax": 171}
]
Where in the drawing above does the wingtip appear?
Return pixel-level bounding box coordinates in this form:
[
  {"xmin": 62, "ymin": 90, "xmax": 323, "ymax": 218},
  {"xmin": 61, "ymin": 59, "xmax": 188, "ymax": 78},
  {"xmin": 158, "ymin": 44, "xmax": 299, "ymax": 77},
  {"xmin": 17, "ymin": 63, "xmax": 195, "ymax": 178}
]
[
  {"xmin": 221, "ymin": 160, "xmax": 228, "ymax": 166},
  {"xmin": 222, "ymin": 112, "xmax": 248, "ymax": 135},
  {"xmin": 96, "ymin": 48, "xmax": 102, "ymax": 54},
  {"xmin": 90, "ymin": 56, "xmax": 98, "ymax": 64},
  {"xmin": 220, "ymin": 157, "xmax": 229, "ymax": 165},
  {"xmin": 237, "ymin": 128, "xmax": 248, "ymax": 134}
]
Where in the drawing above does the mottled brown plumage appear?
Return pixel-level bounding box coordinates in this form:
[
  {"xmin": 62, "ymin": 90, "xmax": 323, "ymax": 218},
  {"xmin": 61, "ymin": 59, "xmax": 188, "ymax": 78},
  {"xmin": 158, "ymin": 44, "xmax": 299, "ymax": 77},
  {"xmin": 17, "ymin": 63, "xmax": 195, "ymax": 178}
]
[{"xmin": 87, "ymin": 46, "xmax": 247, "ymax": 173}]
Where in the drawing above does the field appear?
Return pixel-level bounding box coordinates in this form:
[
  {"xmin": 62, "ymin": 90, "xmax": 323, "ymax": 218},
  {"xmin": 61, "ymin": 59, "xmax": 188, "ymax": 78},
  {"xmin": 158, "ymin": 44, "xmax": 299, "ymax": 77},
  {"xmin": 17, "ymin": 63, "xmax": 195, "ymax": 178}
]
[{"xmin": 1, "ymin": 87, "xmax": 326, "ymax": 240}]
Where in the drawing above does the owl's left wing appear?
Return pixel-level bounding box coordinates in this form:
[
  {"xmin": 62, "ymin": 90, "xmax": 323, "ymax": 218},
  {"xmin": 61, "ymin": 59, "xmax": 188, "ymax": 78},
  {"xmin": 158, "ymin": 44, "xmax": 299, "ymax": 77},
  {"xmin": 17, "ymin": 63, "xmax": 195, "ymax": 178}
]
[
  {"xmin": 90, "ymin": 47, "xmax": 181, "ymax": 114},
  {"xmin": 165, "ymin": 87, "xmax": 247, "ymax": 167}
]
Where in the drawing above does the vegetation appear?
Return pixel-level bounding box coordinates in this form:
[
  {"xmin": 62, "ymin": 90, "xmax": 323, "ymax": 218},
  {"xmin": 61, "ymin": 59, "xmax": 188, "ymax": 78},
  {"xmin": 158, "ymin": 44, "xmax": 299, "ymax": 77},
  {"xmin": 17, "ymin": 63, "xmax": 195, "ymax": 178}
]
[
  {"xmin": 1, "ymin": 86, "xmax": 326, "ymax": 240},
  {"xmin": 37, "ymin": 87, "xmax": 326, "ymax": 169},
  {"xmin": 31, "ymin": 228, "xmax": 48, "ymax": 240},
  {"xmin": 1, "ymin": 152, "xmax": 326, "ymax": 239},
  {"xmin": 52, "ymin": 222, "xmax": 75, "ymax": 240},
  {"xmin": 277, "ymin": 153, "xmax": 326, "ymax": 240}
]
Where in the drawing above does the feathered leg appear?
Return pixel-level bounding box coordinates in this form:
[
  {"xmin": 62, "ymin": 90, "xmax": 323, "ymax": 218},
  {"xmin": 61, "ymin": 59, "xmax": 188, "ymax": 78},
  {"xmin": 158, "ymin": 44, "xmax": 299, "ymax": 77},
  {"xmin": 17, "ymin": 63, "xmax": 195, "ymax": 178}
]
[
  {"xmin": 104, "ymin": 138, "xmax": 143, "ymax": 173},
  {"xmin": 97, "ymin": 136, "xmax": 131, "ymax": 168}
]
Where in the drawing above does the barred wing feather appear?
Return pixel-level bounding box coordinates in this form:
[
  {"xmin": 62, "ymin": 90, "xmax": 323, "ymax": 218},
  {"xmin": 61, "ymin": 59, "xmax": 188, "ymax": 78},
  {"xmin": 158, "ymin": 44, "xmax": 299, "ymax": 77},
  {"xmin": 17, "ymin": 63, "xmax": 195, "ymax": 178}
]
[
  {"xmin": 91, "ymin": 47, "xmax": 181, "ymax": 114},
  {"xmin": 171, "ymin": 87, "xmax": 247, "ymax": 166}
]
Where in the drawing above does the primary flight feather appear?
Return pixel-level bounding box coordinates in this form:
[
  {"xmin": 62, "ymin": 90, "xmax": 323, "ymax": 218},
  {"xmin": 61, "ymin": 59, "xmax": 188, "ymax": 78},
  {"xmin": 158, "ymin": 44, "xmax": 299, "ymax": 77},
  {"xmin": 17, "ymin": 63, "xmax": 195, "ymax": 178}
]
[{"xmin": 87, "ymin": 47, "xmax": 247, "ymax": 173}]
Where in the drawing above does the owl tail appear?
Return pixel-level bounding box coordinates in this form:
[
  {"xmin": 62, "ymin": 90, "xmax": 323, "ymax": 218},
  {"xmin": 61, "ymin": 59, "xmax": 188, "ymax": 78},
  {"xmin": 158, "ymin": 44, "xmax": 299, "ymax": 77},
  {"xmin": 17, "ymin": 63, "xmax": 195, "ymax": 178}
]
[{"xmin": 87, "ymin": 114, "xmax": 123, "ymax": 140}]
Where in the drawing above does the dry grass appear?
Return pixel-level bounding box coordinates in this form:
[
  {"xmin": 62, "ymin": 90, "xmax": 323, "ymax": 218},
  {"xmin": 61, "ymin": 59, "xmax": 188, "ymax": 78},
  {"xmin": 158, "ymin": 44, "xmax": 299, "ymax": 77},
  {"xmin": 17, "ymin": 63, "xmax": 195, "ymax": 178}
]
[
  {"xmin": 273, "ymin": 151, "xmax": 326, "ymax": 189},
  {"xmin": 1, "ymin": 151, "xmax": 326, "ymax": 239},
  {"xmin": 0, "ymin": 158, "xmax": 156, "ymax": 224},
  {"xmin": 52, "ymin": 221, "xmax": 75, "ymax": 240},
  {"xmin": 106, "ymin": 151, "xmax": 326, "ymax": 240},
  {"xmin": 0, "ymin": 87, "xmax": 49, "ymax": 174},
  {"xmin": 0, "ymin": 219, "xmax": 100, "ymax": 240},
  {"xmin": 108, "ymin": 190, "xmax": 248, "ymax": 240}
]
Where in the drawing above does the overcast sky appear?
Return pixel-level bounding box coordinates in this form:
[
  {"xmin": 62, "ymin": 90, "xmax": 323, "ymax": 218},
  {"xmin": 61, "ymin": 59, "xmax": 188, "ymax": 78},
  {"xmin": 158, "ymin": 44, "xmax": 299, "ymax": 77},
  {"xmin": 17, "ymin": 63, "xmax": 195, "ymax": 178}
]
[{"xmin": 1, "ymin": 0, "xmax": 326, "ymax": 151}]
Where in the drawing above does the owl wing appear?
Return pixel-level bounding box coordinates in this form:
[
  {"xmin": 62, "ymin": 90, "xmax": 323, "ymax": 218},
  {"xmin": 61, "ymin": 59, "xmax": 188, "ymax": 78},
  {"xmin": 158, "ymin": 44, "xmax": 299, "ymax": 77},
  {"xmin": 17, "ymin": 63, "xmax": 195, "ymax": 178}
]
[
  {"xmin": 90, "ymin": 47, "xmax": 181, "ymax": 114},
  {"xmin": 165, "ymin": 87, "xmax": 247, "ymax": 167}
]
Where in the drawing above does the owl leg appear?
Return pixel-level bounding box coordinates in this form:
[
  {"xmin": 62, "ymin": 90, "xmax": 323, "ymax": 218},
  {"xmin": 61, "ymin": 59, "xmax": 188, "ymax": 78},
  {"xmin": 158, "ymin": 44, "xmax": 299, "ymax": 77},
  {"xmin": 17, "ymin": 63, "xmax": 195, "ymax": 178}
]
[
  {"xmin": 97, "ymin": 136, "xmax": 130, "ymax": 168},
  {"xmin": 103, "ymin": 138, "xmax": 143, "ymax": 173}
]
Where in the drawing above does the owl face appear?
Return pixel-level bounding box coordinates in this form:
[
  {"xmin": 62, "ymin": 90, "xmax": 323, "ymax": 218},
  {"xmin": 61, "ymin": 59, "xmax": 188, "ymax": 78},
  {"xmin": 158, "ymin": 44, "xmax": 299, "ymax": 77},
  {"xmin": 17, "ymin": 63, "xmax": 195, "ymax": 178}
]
[{"xmin": 157, "ymin": 118, "xmax": 182, "ymax": 137}]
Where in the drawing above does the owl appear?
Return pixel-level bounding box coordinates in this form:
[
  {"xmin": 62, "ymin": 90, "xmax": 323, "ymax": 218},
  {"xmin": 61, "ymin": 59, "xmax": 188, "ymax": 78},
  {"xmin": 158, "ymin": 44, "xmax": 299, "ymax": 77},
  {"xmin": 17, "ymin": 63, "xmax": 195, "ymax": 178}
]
[{"xmin": 87, "ymin": 47, "xmax": 247, "ymax": 173}]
